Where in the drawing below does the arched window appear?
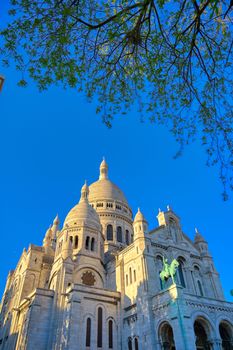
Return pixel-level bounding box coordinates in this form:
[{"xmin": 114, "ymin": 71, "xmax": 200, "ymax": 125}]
[
  {"xmin": 156, "ymin": 256, "xmax": 164, "ymax": 290},
  {"xmin": 159, "ymin": 322, "xmax": 175, "ymax": 349},
  {"xmin": 134, "ymin": 338, "xmax": 139, "ymax": 350},
  {"xmin": 126, "ymin": 274, "xmax": 128, "ymax": 286},
  {"xmin": 177, "ymin": 259, "xmax": 186, "ymax": 287},
  {"xmin": 194, "ymin": 320, "xmax": 209, "ymax": 349},
  {"xmin": 125, "ymin": 230, "xmax": 130, "ymax": 245},
  {"xmin": 86, "ymin": 318, "xmax": 91, "ymax": 347},
  {"xmin": 91, "ymin": 238, "xmax": 95, "ymax": 251},
  {"xmin": 97, "ymin": 307, "xmax": 103, "ymax": 348},
  {"xmin": 107, "ymin": 225, "xmax": 113, "ymax": 241},
  {"xmin": 128, "ymin": 338, "xmax": 132, "ymax": 350},
  {"xmin": 108, "ymin": 320, "xmax": 113, "ymax": 349},
  {"xmin": 59, "ymin": 240, "xmax": 63, "ymax": 253},
  {"xmin": 134, "ymin": 270, "xmax": 136, "ymax": 282},
  {"xmin": 70, "ymin": 236, "xmax": 73, "ymax": 243},
  {"xmin": 85, "ymin": 236, "xmax": 90, "ymax": 250},
  {"xmin": 129, "ymin": 268, "xmax": 132, "ymax": 284},
  {"xmin": 74, "ymin": 236, "xmax": 78, "ymax": 249},
  {"xmin": 117, "ymin": 226, "xmax": 122, "ymax": 242},
  {"xmin": 197, "ymin": 280, "xmax": 204, "ymax": 296},
  {"xmin": 194, "ymin": 265, "xmax": 200, "ymax": 274},
  {"xmin": 219, "ymin": 322, "xmax": 232, "ymax": 350}
]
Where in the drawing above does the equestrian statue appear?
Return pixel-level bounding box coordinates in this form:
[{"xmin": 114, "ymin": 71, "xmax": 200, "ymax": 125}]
[{"xmin": 159, "ymin": 256, "xmax": 179, "ymax": 286}]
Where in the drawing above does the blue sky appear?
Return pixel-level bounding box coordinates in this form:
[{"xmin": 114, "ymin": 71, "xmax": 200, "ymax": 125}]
[{"xmin": 0, "ymin": 1, "xmax": 233, "ymax": 300}]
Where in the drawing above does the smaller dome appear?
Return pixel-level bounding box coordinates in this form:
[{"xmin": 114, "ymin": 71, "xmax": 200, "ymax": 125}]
[
  {"xmin": 43, "ymin": 226, "xmax": 52, "ymax": 246},
  {"xmin": 63, "ymin": 182, "xmax": 100, "ymax": 229},
  {"xmin": 194, "ymin": 228, "xmax": 206, "ymax": 243},
  {"xmin": 134, "ymin": 208, "xmax": 146, "ymax": 222}
]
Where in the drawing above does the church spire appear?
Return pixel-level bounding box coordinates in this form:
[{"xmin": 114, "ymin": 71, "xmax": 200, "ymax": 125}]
[
  {"xmin": 194, "ymin": 227, "xmax": 209, "ymax": 256},
  {"xmin": 51, "ymin": 214, "xmax": 60, "ymax": 249},
  {"xmin": 53, "ymin": 214, "xmax": 60, "ymax": 226},
  {"xmin": 133, "ymin": 207, "xmax": 148, "ymax": 238},
  {"xmin": 80, "ymin": 180, "xmax": 89, "ymax": 202},
  {"xmin": 194, "ymin": 227, "xmax": 206, "ymax": 243},
  {"xmin": 99, "ymin": 157, "xmax": 108, "ymax": 180}
]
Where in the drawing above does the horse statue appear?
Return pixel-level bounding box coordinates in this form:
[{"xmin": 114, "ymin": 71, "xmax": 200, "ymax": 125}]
[{"xmin": 159, "ymin": 257, "xmax": 179, "ymax": 286}]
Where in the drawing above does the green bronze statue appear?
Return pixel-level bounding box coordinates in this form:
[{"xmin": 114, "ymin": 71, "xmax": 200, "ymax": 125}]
[{"xmin": 160, "ymin": 256, "xmax": 179, "ymax": 285}]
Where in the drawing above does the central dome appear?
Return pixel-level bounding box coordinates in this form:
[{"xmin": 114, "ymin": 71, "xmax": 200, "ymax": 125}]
[
  {"xmin": 88, "ymin": 159, "xmax": 128, "ymax": 205},
  {"xmin": 64, "ymin": 182, "xmax": 100, "ymax": 228},
  {"xmin": 89, "ymin": 179, "xmax": 128, "ymax": 203}
]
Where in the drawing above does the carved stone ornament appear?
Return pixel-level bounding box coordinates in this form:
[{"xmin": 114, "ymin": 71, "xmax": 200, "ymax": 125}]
[{"xmin": 81, "ymin": 271, "xmax": 96, "ymax": 286}]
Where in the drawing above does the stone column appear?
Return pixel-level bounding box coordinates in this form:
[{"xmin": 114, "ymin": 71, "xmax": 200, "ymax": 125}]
[
  {"xmin": 168, "ymin": 285, "xmax": 196, "ymax": 350},
  {"xmin": 209, "ymin": 338, "xmax": 222, "ymax": 350},
  {"xmin": 66, "ymin": 293, "xmax": 81, "ymax": 350},
  {"xmin": 154, "ymin": 340, "xmax": 162, "ymax": 350}
]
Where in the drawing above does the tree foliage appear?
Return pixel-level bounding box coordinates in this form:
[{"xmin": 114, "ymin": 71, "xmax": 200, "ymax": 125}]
[{"xmin": 1, "ymin": 0, "xmax": 233, "ymax": 198}]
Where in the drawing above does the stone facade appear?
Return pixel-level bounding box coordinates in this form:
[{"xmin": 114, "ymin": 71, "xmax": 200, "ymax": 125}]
[{"xmin": 0, "ymin": 160, "xmax": 233, "ymax": 350}]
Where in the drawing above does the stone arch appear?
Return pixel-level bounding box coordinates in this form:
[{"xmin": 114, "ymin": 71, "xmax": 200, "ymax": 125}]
[
  {"xmin": 106, "ymin": 316, "xmax": 116, "ymax": 349},
  {"xmin": 23, "ymin": 273, "xmax": 36, "ymax": 297},
  {"xmin": 175, "ymin": 255, "xmax": 188, "ymax": 266},
  {"xmin": 193, "ymin": 314, "xmax": 215, "ymax": 350},
  {"xmin": 127, "ymin": 262, "xmax": 137, "ymax": 285},
  {"xmin": 176, "ymin": 256, "xmax": 187, "ymax": 287},
  {"xmin": 106, "ymin": 224, "xmax": 113, "ymax": 241},
  {"xmin": 82, "ymin": 312, "xmax": 95, "ymax": 322},
  {"xmin": 74, "ymin": 235, "xmax": 78, "ymax": 249},
  {"xmin": 192, "ymin": 264, "xmax": 205, "ymax": 296},
  {"xmin": 95, "ymin": 302, "xmax": 107, "ymax": 315},
  {"xmin": 90, "ymin": 237, "xmax": 95, "ymax": 251},
  {"xmin": 129, "ymin": 266, "xmax": 132, "ymax": 284},
  {"xmin": 155, "ymin": 253, "xmax": 165, "ymax": 261},
  {"xmin": 155, "ymin": 255, "xmax": 164, "ymax": 290},
  {"xmin": 168, "ymin": 214, "xmax": 179, "ymax": 225},
  {"xmin": 95, "ymin": 303, "xmax": 106, "ymax": 349},
  {"xmin": 134, "ymin": 336, "xmax": 139, "ymax": 350},
  {"xmin": 82, "ymin": 313, "xmax": 95, "ymax": 348},
  {"xmin": 11, "ymin": 276, "xmax": 21, "ymax": 304},
  {"xmin": 168, "ymin": 216, "xmax": 179, "ymax": 241},
  {"xmin": 85, "ymin": 236, "xmax": 90, "ymax": 249},
  {"xmin": 192, "ymin": 263, "xmax": 205, "ymax": 296},
  {"xmin": 128, "ymin": 337, "xmax": 133, "ymax": 350},
  {"xmin": 48, "ymin": 270, "xmax": 58, "ymax": 289},
  {"xmin": 218, "ymin": 319, "xmax": 233, "ymax": 350},
  {"xmin": 193, "ymin": 263, "xmax": 202, "ymax": 271},
  {"xmin": 125, "ymin": 229, "xmax": 130, "ymax": 245},
  {"xmin": 106, "ymin": 315, "xmax": 116, "ymax": 324},
  {"xmin": 117, "ymin": 226, "xmax": 123, "ymax": 242},
  {"xmin": 158, "ymin": 321, "xmax": 176, "ymax": 350},
  {"xmin": 13, "ymin": 276, "xmax": 20, "ymax": 294}
]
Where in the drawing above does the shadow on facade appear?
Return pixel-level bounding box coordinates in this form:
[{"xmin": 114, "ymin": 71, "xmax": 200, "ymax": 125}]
[{"xmin": 1, "ymin": 273, "xmax": 233, "ymax": 350}]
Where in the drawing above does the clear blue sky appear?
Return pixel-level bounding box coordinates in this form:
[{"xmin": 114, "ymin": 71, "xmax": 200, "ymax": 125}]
[{"xmin": 0, "ymin": 1, "xmax": 232, "ymax": 300}]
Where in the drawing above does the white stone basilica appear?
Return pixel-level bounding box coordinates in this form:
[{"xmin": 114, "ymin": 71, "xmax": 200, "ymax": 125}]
[{"xmin": 0, "ymin": 160, "xmax": 233, "ymax": 350}]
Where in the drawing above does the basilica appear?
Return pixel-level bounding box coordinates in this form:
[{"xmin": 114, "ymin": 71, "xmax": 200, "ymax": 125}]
[{"xmin": 0, "ymin": 159, "xmax": 233, "ymax": 350}]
